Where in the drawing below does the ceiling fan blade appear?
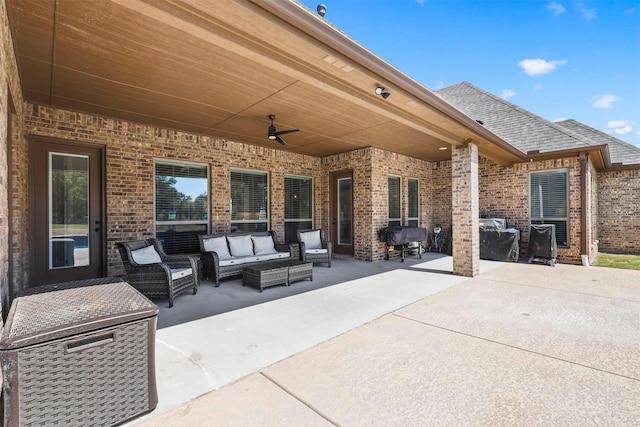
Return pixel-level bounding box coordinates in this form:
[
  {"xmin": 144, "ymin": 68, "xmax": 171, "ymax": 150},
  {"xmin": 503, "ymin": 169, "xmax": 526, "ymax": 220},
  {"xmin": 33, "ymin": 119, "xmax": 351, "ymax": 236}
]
[
  {"xmin": 275, "ymin": 135, "xmax": 287, "ymax": 145},
  {"xmin": 274, "ymin": 128, "xmax": 299, "ymax": 136}
]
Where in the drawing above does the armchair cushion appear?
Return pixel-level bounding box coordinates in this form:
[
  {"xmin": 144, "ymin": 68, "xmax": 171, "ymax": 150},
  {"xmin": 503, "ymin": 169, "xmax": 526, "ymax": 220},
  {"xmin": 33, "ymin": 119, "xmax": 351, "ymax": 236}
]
[
  {"xmin": 171, "ymin": 268, "xmax": 193, "ymax": 281},
  {"xmin": 130, "ymin": 245, "xmax": 162, "ymax": 265},
  {"xmin": 252, "ymin": 235, "xmax": 277, "ymax": 255},
  {"xmin": 227, "ymin": 235, "xmax": 254, "ymax": 257},
  {"xmin": 306, "ymin": 248, "xmax": 328, "ymax": 254},
  {"xmin": 202, "ymin": 236, "xmax": 232, "ymax": 260},
  {"xmin": 300, "ymin": 230, "xmax": 322, "ymax": 250}
]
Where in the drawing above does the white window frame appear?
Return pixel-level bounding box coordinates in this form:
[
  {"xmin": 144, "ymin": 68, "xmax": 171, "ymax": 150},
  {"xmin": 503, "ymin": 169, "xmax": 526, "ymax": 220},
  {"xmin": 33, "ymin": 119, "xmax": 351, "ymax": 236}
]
[
  {"xmin": 284, "ymin": 174, "xmax": 314, "ymax": 243},
  {"xmin": 154, "ymin": 159, "xmax": 210, "ymax": 253},
  {"xmin": 529, "ymin": 168, "xmax": 569, "ymax": 247},
  {"xmin": 230, "ymin": 168, "xmax": 270, "ymax": 232},
  {"xmin": 388, "ymin": 175, "xmax": 402, "ymax": 226},
  {"xmin": 407, "ymin": 178, "xmax": 419, "ymax": 227}
]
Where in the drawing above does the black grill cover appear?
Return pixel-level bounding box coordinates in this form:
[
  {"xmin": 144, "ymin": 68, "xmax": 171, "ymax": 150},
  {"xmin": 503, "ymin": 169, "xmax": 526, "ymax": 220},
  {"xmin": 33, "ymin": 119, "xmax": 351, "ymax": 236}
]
[
  {"xmin": 479, "ymin": 228, "xmax": 520, "ymax": 262},
  {"xmin": 378, "ymin": 226, "xmax": 427, "ymax": 245},
  {"xmin": 528, "ymin": 224, "xmax": 557, "ymax": 259}
]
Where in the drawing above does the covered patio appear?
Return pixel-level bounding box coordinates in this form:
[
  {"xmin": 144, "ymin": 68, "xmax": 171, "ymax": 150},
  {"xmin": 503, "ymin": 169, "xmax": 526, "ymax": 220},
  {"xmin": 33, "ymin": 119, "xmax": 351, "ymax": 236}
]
[{"xmin": 132, "ymin": 258, "xmax": 640, "ymax": 425}]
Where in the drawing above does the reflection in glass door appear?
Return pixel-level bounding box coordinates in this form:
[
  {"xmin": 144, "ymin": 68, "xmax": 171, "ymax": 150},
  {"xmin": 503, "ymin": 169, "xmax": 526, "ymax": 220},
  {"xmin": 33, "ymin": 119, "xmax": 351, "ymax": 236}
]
[
  {"xmin": 337, "ymin": 177, "xmax": 353, "ymax": 246},
  {"xmin": 49, "ymin": 153, "xmax": 90, "ymax": 269},
  {"xmin": 30, "ymin": 138, "xmax": 104, "ymax": 287}
]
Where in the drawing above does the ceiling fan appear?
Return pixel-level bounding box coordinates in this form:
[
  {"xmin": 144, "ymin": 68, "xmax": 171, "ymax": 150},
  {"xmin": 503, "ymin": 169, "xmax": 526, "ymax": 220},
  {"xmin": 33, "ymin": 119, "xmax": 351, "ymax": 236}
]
[{"xmin": 267, "ymin": 114, "xmax": 299, "ymax": 145}]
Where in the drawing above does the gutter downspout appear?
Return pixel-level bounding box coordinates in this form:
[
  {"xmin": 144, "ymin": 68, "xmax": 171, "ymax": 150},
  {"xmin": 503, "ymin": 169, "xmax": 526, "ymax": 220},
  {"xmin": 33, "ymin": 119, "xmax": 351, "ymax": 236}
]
[{"xmin": 579, "ymin": 151, "xmax": 589, "ymax": 266}]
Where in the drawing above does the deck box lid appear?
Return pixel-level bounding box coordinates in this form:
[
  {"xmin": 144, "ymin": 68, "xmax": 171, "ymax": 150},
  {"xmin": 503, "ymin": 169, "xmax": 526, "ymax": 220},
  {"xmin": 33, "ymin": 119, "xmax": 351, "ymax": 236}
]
[{"xmin": 0, "ymin": 282, "xmax": 158, "ymax": 350}]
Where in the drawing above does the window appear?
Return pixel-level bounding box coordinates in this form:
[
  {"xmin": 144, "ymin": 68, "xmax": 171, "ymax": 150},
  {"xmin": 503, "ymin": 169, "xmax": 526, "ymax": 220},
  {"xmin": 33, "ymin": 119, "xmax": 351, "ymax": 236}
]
[
  {"xmin": 155, "ymin": 161, "xmax": 209, "ymax": 254},
  {"xmin": 407, "ymin": 178, "xmax": 419, "ymax": 227},
  {"xmin": 388, "ymin": 175, "xmax": 401, "ymax": 226},
  {"xmin": 284, "ymin": 175, "xmax": 313, "ymax": 244},
  {"xmin": 530, "ymin": 169, "xmax": 568, "ymax": 247},
  {"xmin": 231, "ymin": 169, "xmax": 269, "ymax": 232}
]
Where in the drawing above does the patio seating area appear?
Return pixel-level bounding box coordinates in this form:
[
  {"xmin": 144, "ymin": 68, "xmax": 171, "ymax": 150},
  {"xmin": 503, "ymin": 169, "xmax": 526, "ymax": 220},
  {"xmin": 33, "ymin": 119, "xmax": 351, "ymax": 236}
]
[{"xmin": 129, "ymin": 256, "xmax": 639, "ymax": 426}]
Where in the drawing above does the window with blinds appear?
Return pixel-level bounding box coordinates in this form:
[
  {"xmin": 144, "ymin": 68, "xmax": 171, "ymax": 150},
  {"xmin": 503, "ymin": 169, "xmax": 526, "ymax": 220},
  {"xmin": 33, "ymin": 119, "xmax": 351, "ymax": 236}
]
[
  {"xmin": 284, "ymin": 175, "xmax": 313, "ymax": 244},
  {"xmin": 388, "ymin": 175, "xmax": 401, "ymax": 226},
  {"xmin": 230, "ymin": 169, "xmax": 269, "ymax": 232},
  {"xmin": 530, "ymin": 169, "xmax": 568, "ymax": 247},
  {"xmin": 155, "ymin": 161, "xmax": 208, "ymax": 254},
  {"xmin": 407, "ymin": 178, "xmax": 419, "ymax": 227}
]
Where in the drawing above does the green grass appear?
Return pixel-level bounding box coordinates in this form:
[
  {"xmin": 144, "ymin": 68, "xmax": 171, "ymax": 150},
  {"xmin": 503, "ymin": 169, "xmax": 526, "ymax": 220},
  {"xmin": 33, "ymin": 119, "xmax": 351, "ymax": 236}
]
[{"xmin": 592, "ymin": 253, "xmax": 640, "ymax": 270}]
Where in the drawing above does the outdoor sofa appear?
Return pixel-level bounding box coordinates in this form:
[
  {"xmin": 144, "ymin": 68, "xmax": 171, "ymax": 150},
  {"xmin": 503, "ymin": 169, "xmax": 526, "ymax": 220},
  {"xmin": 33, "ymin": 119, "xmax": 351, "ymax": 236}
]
[{"xmin": 199, "ymin": 230, "xmax": 293, "ymax": 287}]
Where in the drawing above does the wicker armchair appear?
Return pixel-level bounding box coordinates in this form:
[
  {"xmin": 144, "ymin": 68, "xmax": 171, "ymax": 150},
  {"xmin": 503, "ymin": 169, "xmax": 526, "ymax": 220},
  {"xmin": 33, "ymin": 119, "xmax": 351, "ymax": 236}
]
[
  {"xmin": 117, "ymin": 238, "xmax": 198, "ymax": 307},
  {"xmin": 296, "ymin": 229, "xmax": 332, "ymax": 267}
]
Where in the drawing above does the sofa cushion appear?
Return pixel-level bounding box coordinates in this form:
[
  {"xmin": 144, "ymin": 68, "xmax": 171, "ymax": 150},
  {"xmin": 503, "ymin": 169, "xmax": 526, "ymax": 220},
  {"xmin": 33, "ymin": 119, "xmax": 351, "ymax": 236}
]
[
  {"xmin": 130, "ymin": 245, "xmax": 162, "ymax": 265},
  {"xmin": 219, "ymin": 255, "xmax": 259, "ymax": 267},
  {"xmin": 300, "ymin": 230, "xmax": 322, "ymax": 249},
  {"xmin": 227, "ymin": 235, "xmax": 254, "ymax": 257},
  {"xmin": 252, "ymin": 235, "xmax": 277, "ymax": 255},
  {"xmin": 202, "ymin": 236, "xmax": 231, "ymax": 260}
]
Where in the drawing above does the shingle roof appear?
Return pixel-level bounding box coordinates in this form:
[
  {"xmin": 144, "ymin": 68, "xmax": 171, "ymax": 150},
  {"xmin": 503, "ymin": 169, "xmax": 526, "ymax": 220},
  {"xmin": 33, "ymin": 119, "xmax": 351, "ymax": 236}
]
[
  {"xmin": 554, "ymin": 119, "xmax": 640, "ymax": 167},
  {"xmin": 436, "ymin": 82, "xmax": 599, "ymax": 154}
]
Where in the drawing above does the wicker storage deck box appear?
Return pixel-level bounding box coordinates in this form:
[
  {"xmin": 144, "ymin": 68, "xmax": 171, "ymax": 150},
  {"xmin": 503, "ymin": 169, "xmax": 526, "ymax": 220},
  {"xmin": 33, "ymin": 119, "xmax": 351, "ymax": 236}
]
[{"xmin": 0, "ymin": 281, "xmax": 159, "ymax": 427}]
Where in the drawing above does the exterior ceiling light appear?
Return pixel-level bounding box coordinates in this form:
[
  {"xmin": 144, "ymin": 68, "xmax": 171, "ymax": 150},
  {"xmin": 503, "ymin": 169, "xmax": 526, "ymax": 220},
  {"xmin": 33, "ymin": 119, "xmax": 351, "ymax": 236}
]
[
  {"xmin": 438, "ymin": 146, "xmax": 448, "ymax": 151},
  {"xmin": 375, "ymin": 86, "xmax": 390, "ymax": 99}
]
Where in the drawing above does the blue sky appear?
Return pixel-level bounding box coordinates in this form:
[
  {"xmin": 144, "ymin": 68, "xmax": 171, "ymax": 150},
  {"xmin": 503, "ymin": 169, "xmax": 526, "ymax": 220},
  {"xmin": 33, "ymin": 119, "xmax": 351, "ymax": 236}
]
[{"xmin": 299, "ymin": 0, "xmax": 640, "ymax": 147}]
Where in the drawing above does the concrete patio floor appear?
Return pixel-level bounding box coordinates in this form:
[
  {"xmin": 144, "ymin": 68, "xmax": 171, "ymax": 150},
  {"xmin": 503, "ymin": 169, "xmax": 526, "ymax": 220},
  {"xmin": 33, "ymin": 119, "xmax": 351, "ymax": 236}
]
[{"xmin": 130, "ymin": 256, "xmax": 640, "ymax": 426}]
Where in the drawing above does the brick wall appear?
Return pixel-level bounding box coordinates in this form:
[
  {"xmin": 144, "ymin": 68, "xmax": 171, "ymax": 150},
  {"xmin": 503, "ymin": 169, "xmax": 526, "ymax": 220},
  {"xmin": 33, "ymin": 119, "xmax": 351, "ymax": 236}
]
[
  {"xmin": 21, "ymin": 104, "xmax": 322, "ymax": 279},
  {"xmin": 597, "ymin": 168, "xmax": 640, "ymax": 254},
  {"xmin": 451, "ymin": 144, "xmax": 479, "ymax": 276}
]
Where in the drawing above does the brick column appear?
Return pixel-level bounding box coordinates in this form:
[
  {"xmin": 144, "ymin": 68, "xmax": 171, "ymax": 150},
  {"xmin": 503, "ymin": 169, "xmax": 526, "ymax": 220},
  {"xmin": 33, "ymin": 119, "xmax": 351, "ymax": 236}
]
[{"xmin": 451, "ymin": 143, "xmax": 479, "ymax": 277}]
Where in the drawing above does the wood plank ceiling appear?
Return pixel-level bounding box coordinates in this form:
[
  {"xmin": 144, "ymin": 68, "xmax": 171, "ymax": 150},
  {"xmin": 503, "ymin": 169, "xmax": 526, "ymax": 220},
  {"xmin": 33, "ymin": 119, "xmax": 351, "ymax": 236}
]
[{"xmin": 6, "ymin": 0, "xmax": 523, "ymax": 163}]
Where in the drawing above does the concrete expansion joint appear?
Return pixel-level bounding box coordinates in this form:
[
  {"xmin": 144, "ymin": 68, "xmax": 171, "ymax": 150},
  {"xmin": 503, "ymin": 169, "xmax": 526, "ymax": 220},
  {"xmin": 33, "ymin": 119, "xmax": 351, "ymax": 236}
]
[
  {"xmin": 260, "ymin": 371, "xmax": 339, "ymax": 426},
  {"xmin": 391, "ymin": 314, "xmax": 639, "ymax": 382}
]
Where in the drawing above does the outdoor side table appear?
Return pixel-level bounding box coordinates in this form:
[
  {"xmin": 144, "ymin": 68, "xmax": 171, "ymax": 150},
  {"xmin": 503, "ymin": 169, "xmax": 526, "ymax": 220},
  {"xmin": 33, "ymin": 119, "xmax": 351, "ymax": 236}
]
[{"xmin": 0, "ymin": 281, "xmax": 159, "ymax": 427}]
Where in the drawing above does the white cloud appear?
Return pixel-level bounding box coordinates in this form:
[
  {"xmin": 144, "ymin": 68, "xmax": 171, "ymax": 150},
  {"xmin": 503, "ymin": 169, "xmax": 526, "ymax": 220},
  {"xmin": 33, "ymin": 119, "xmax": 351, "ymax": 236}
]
[
  {"xmin": 576, "ymin": 3, "xmax": 597, "ymax": 21},
  {"xmin": 607, "ymin": 120, "xmax": 633, "ymax": 135},
  {"xmin": 547, "ymin": 1, "xmax": 566, "ymax": 16},
  {"xmin": 534, "ymin": 84, "xmax": 544, "ymax": 91},
  {"xmin": 518, "ymin": 58, "xmax": 568, "ymax": 76},
  {"xmin": 592, "ymin": 94, "xmax": 618, "ymax": 109},
  {"xmin": 501, "ymin": 89, "xmax": 516, "ymax": 99}
]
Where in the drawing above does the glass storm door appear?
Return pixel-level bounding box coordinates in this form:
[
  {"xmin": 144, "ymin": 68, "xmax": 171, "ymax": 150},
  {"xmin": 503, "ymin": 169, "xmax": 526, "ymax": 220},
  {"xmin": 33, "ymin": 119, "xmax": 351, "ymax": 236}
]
[
  {"xmin": 331, "ymin": 170, "xmax": 354, "ymax": 255},
  {"xmin": 30, "ymin": 139, "xmax": 105, "ymax": 286}
]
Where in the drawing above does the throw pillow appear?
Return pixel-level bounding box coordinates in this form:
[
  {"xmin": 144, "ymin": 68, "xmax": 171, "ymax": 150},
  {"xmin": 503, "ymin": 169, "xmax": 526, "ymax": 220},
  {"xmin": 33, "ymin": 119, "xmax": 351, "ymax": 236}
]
[
  {"xmin": 130, "ymin": 245, "xmax": 162, "ymax": 265},
  {"xmin": 300, "ymin": 230, "xmax": 322, "ymax": 249},
  {"xmin": 252, "ymin": 235, "xmax": 277, "ymax": 255},
  {"xmin": 227, "ymin": 235, "xmax": 254, "ymax": 257},
  {"xmin": 202, "ymin": 236, "xmax": 231, "ymax": 260}
]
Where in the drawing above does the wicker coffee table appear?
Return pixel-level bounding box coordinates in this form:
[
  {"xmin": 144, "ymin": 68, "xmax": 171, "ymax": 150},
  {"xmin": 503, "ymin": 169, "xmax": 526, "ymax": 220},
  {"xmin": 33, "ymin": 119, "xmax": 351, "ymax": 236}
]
[{"xmin": 242, "ymin": 260, "xmax": 313, "ymax": 292}]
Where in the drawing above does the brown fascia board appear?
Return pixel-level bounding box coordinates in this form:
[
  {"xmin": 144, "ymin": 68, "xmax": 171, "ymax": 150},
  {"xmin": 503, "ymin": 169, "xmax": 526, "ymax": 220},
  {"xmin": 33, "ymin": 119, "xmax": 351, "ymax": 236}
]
[
  {"xmin": 526, "ymin": 144, "xmax": 612, "ymax": 170},
  {"xmin": 250, "ymin": 0, "xmax": 524, "ymax": 162}
]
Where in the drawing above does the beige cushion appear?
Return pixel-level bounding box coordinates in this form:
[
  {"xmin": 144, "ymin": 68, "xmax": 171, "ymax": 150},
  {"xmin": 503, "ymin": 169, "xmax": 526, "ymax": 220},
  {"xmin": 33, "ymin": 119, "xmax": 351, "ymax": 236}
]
[
  {"xmin": 252, "ymin": 235, "xmax": 277, "ymax": 255},
  {"xmin": 227, "ymin": 235, "xmax": 254, "ymax": 257},
  {"xmin": 171, "ymin": 268, "xmax": 193, "ymax": 281},
  {"xmin": 306, "ymin": 248, "xmax": 328, "ymax": 254},
  {"xmin": 300, "ymin": 230, "xmax": 322, "ymax": 249},
  {"xmin": 130, "ymin": 245, "xmax": 162, "ymax": 265},
  {"xmin": 203, "ymin": 236, "xmax": 231, "ymax": 260}
]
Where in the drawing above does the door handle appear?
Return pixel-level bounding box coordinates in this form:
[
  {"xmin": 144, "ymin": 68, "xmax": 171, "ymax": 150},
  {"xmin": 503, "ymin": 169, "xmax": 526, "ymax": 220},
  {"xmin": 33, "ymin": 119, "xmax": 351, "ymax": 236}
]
[{"xmin": 95, "ymin": 220, "xmax": 101, "ymax": 232}]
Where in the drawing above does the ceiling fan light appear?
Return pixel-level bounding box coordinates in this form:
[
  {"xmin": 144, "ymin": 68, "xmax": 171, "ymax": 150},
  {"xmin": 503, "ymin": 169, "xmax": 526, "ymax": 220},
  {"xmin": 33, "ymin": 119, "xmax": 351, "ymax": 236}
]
[{"xmin": 268, "ymin": 135, "xmax": 276, "ymax": 140}]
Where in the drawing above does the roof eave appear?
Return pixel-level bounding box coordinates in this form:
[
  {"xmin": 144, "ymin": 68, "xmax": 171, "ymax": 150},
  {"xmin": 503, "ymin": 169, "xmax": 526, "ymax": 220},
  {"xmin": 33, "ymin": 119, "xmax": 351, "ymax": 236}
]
[
  {"xmin": 526, "ymin": 145, "xmax": 612, "ymax": 170},
  {"xmin": 250, "ymin": 0, "xmax": 524, "ymax": 164}
]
